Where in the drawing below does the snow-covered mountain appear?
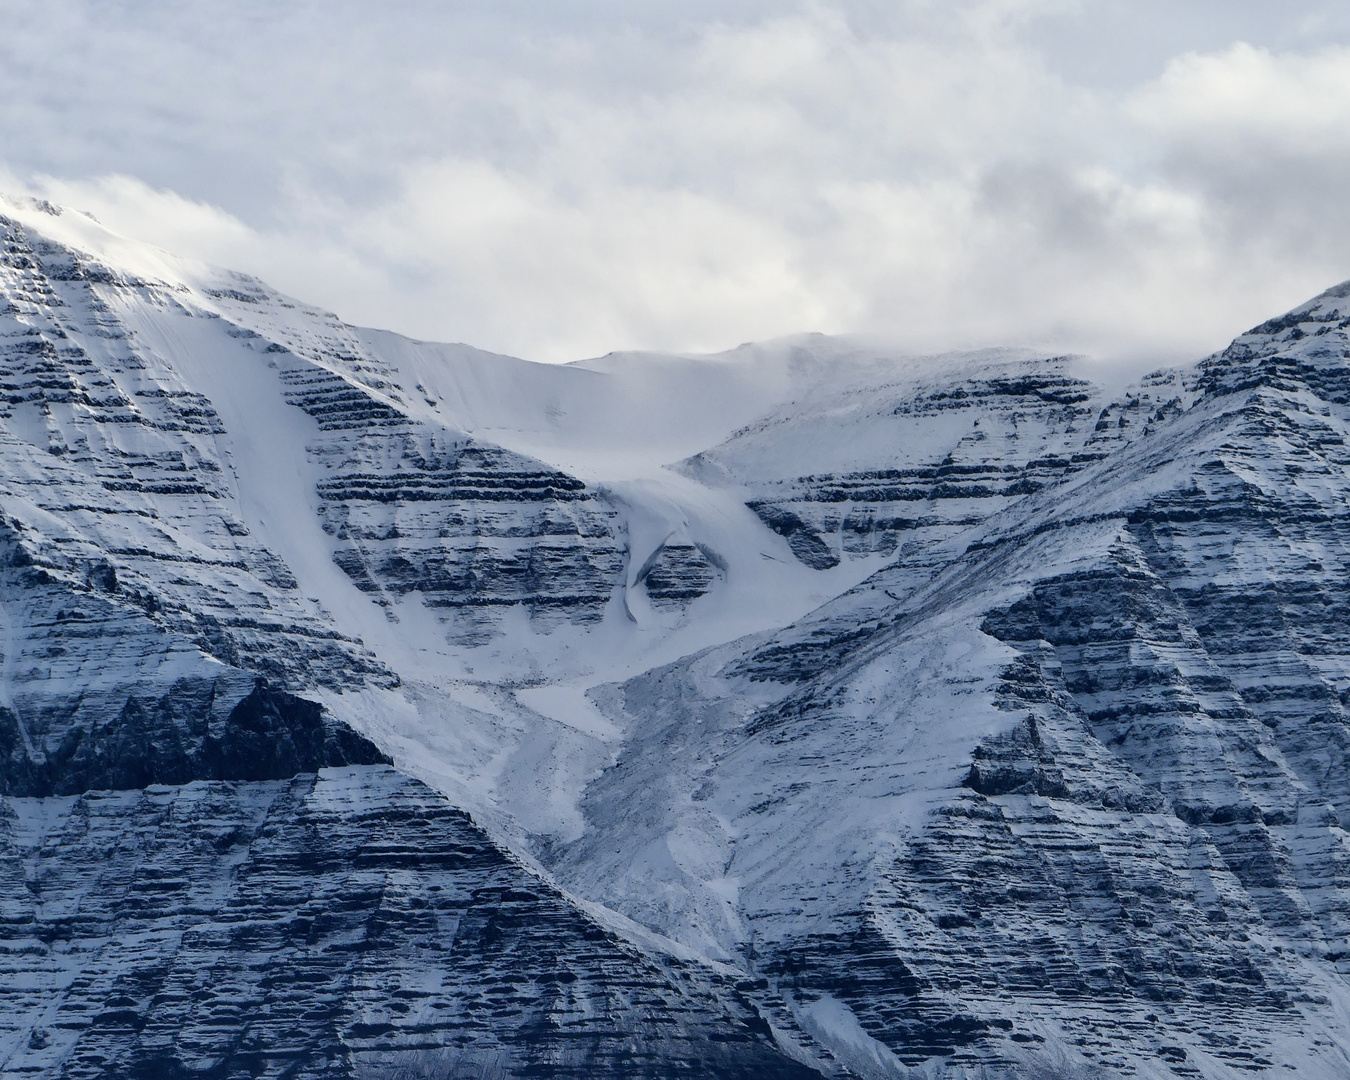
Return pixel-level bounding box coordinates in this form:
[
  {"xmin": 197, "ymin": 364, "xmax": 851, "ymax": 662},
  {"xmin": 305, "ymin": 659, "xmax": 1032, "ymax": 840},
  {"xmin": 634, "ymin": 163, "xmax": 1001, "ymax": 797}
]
[{"xmin": 1, "ymin": 193, "xmax": 1349, "ymax": 1078}]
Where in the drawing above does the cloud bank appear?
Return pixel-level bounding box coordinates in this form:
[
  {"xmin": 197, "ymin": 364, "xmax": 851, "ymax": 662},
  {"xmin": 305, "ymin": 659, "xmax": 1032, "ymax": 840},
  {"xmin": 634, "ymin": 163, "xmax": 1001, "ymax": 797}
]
[{"xmin": 3, "ymin": 1, "xmax": 1350, "ymax": 363}]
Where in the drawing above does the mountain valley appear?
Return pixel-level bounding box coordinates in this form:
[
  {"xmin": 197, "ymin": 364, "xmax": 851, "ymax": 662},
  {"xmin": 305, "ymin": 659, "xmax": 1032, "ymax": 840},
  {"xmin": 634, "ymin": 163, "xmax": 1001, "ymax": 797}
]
[{"xmin": 1, "ymin": 194, "xmax": 1349, "ymax": 1079}]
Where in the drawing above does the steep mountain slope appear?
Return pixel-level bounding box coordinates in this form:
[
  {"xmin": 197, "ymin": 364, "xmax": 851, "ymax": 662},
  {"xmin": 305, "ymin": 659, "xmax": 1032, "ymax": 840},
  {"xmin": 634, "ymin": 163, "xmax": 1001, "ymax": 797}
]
[
  {"xmin": 0, "ymin": 201, "xmax": 824, "ymax": 1079},
  {"xmin": 0, "ymin": 196, "xmax": 971, "ymax": 846},
  {"xmin": 679, "ymin": 349, "xmax": 1180, "ymax": 569},
  {"xmin": 3, "ymin": 192, "xmax": 1350, "ymax": 1078},
  {"xmin": 549, "ymin": 284, "xmax": 1350, "ymax": 1077},
  {"xmin": 1, "ymin": 766, "xmax": 821, "ymax": 1080}
]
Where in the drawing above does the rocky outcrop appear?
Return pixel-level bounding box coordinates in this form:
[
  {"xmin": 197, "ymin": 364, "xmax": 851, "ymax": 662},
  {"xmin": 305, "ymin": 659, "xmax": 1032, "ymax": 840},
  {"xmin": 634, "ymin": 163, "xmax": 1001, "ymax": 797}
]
[
  {"xmin": 687, "ymin": 358, "xmax": 1119, "ymax": 569},
  {"xmin": 746, "ymin": 502, "xmax": 840, "ymax": 570},
  {"xmin": 312, "ymin": 427, "xmax": 624, "ymax": 639},
  {"xmin": 0, "ymin": 766, "xmax": 819, "ymax": 1080},
  {"xmin": 548, "ymin": 291, "xmax": 1350, "ymax": 1076},
  {"xmin": 633, "ymin": 535, "xmax": 724, "ymax": 606},
  {"xmin": 0, "ymin": 676, "xmax": 387, "ymax": 798},
  {"xmin": 211, "ymin": 280, "xmax": 629, "ymax": 643},
  {"xmin": 0, "ymin": 211, "xmax": 388, "ymax": 691},
  {"xmin": 692, "ymin": 356, "xmax": 1199, "ymax": 573}
]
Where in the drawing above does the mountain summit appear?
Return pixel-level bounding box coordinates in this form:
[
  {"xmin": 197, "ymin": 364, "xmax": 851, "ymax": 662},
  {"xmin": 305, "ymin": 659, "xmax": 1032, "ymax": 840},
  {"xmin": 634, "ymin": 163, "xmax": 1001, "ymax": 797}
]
[{"xmin": 2, "ymin": 194, "xmax": 1349, "ymax": 1078}]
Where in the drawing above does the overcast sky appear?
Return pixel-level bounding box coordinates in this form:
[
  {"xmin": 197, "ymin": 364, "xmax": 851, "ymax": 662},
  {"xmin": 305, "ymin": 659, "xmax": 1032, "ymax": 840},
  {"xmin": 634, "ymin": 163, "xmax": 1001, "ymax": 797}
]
[{"xmin": 4, "ymin": 1, "xmax": 1350, "ymax": 363}]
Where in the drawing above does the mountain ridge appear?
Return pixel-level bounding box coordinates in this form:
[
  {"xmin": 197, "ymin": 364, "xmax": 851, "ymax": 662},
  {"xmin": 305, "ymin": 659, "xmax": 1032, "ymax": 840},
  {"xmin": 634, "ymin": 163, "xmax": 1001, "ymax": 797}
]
[{"xmin": 1, "ymin": 193, "xmax": 1349, "ymax": 1077}]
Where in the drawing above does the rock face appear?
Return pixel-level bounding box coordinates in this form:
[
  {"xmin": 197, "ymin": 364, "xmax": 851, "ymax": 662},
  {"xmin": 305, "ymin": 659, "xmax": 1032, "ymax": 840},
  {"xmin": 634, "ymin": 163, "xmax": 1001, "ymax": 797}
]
[
  {"xmin": 0, "ymin": 670, "xmax": 388, "ymax": 799},
  {"xmin": 4, "ymin": 195, "xmax": 1350, "ymax": 1078},
  {"xmin": 0, "ymin": 205, "xmax": 629, "ymax": 673},
  {"xmin": 0, "ymin": 540, "xmax": 809, "ymax": 1079},
  {"xmin": 0, "ymin": 211, "xmax": 391, "ymax": 689},
  {"xmin": 547, "ymin": 285, "xmax": 1350, "ymax": 1077},
  {"xmin": 633, "ymin": 535, "xmax": 724, "ymax": 607},
  {"xmin": 274, "ymin": 352, "xmax": 626, "ymax": 641},
  {"xmin": 0, "ymin": 767, "xmax": 819, "ymax": 1080},
  {"xmin": 683, "ymin": 353, "xmax": 1141, "ymax": 570},
  {"xmin": 0, "ymin": 202, "xmax": 813, "ymax": 1079}
]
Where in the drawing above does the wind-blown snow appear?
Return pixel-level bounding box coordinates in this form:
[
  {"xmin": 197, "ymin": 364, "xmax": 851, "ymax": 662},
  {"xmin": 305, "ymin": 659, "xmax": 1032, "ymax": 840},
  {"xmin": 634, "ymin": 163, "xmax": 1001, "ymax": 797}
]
[{"xmin": 5, "ymin": 191, "xmax": 1350, "ymax": 1078}]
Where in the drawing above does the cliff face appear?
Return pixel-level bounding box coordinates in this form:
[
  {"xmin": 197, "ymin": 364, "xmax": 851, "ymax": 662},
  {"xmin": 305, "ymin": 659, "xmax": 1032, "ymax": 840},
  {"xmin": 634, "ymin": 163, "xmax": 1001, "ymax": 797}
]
[
  {"xmin": 680, "ymin": 351, "xmax": 1182, "ymax": 572},
  {"xmin": 0, "ymin": 539, "xmax": 810, "ymax": 1080},
  {"xmin": 0, "ymin": 203, "xmax": 814, "ymax": 1080},
  {"xmin": 0, "ymin": 767, "xmax": 820, "ymax": 1080},
  {"xmin": 4, "ymin": 195, "xmax": 1350, "ymax": 1078},
  {"xmin": 272, "ymin": 348, "xmax": 627, "ymax": 643},
  {"xmin": 0, "ymin": 216, "xmax": 387, "ymax": 690},
  {"xmin": 0, "ymin": 206, "xmax": 636, "ymax": 675},
  {"xmin": 548, "ymin": 284, "xmax": 1350, "ymax": 1077}
]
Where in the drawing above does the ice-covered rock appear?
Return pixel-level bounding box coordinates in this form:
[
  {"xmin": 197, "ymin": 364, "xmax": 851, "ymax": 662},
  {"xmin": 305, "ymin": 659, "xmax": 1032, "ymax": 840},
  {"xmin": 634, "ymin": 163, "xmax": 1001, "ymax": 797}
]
[
  {"xmin": 681, "ymin": 351, "xmax": 1128, "ymax": 569},
  {"xmin": 0, "ymin": 200, "xmax": 815, "ymax": 1080},
  {"xmin": 0, "ymin": 764, "xmax": 819, "ymax": 1079},
  {"xmin": 4, "ymin": 192, "xmax": 1350, "ymax": 1077},
  {"xmin": 545, "ymin": 284, "xmax": 1350, "ymax": 1076}
]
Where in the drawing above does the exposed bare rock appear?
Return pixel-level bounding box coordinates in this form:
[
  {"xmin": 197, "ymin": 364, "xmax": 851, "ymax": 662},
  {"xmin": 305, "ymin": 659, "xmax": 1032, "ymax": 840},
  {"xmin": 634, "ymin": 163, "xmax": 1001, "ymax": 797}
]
[
  {"xmin": 6, "ymin": 196, "xmax": 1350, "ymax": 1077},
  {"xmin": 685, "ymin": 355, "xmax": 1131, "ymax": 569},
  {"xmin": 546, "ymin": 286, "xmax": 1350, "ymax": 1076},
  {"xmin": 0, "ymin": 767, "xmax": 817, "ymax": 1079}
]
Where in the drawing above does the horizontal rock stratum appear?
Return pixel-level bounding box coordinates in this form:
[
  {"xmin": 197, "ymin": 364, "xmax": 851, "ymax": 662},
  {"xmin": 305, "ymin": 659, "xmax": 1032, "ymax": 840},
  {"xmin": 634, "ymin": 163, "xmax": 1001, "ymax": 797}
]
[{"xmin": 1, "ymin": 194, "xmax": 1349, "ymax": 1078}]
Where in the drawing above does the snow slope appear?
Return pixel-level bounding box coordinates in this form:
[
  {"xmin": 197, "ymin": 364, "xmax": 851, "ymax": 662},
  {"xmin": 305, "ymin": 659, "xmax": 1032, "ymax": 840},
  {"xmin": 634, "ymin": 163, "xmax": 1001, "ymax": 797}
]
[
  {"xmin": 4, "ymin": 193, "xmax": 1350, "ymax": 1077},
  {"xmin": 551, "ymin": 284, "xmax": 1350, "ymax": 1076},
  {"xmin": 0, "ymin": 195, "xmax": 820, "ymax": 1079}
]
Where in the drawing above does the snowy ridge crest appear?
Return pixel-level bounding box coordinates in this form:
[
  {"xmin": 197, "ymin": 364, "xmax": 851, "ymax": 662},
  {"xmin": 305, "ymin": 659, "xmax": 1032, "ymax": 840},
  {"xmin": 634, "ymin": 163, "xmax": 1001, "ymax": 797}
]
[{"xmin": 1, "ymin": 197, "xmax": 1350, "ymax": 1077}]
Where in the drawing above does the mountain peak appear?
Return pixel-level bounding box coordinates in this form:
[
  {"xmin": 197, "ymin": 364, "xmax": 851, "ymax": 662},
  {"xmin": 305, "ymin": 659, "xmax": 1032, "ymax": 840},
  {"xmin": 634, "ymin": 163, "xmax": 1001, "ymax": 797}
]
[{"xmin": 4, "ymin": 211, "xmax": 1350, "ymax": 1077}]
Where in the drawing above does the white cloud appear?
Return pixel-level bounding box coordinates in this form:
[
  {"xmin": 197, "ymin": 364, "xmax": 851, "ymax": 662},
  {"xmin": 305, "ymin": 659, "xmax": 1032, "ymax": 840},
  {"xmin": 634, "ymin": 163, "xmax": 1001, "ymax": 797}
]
[
  {"xmin": 3, "ymin": 3, "xmax": 1350, "ymax": 364},
  {"xmin": 1129, "ymin": 42, "xmax": 1350, "ymax": 152},
  {"xmin": 24, "ymin": 175, "xmax": 258, "ymax": 267},
  {"xmin": 1124, "ymin": 41, "xmax": 1350, "ymax": 282}
]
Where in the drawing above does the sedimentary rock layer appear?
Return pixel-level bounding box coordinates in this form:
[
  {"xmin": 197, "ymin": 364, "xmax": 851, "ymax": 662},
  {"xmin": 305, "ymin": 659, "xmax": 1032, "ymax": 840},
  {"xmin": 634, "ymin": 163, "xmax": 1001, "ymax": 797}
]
[
  {"xmin": 0, "ymin": 767, "xmax": 817, "ymax": 1080},
  {"xmin": 550, "ymin": 285, "xmax": 1350, "ymax": 1077}
]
